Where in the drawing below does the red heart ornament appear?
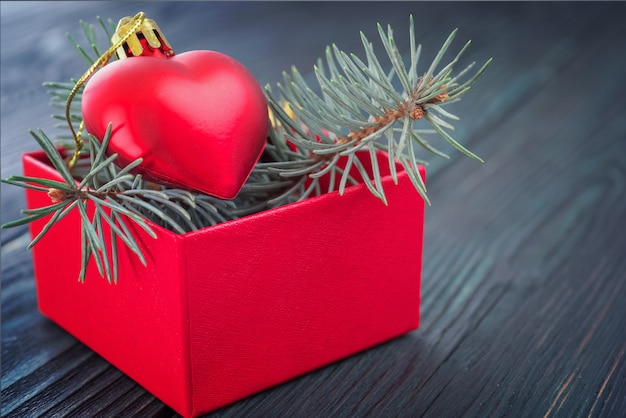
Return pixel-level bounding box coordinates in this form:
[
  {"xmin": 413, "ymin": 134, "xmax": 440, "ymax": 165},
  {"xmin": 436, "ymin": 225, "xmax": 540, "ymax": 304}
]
[{"xmin": 82, "ymin": 50, "xmax": 269, "ymax": 199}]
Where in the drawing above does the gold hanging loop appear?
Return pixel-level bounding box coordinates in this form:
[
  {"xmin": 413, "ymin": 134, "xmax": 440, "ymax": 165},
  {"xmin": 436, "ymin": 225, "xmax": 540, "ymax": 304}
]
[{"xmin": 65, "ymin": 11, "xmax": 147, "ymax": 170}]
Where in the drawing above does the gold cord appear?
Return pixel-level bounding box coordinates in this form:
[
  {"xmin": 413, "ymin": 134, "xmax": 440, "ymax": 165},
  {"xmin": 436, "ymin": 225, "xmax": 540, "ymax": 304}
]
[{"xmin": 65, "ymin": 12, "xmax": 147, "ymax": 170}]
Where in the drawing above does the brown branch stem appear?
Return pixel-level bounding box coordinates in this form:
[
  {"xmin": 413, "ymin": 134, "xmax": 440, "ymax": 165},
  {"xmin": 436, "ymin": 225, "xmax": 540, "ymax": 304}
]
[
  {"xmin": 48, "ymin": 188, "xmax": 122, "ymax": 203},
  {"xmin": 313, "ymin": 83, "xmax": 448, "ymax": 163}
]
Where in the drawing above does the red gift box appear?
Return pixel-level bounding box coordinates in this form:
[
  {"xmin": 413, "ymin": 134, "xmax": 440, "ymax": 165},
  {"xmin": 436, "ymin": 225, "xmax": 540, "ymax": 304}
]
[{"xmin": 23, "ymin": 149, "xmax": 425, "ymax": 417}]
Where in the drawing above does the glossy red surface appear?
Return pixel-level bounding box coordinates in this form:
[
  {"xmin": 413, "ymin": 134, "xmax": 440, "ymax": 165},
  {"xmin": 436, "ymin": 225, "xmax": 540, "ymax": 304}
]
[{"xmin": 82, "ymin": 50, "xmax": 269, "ymax": 199}]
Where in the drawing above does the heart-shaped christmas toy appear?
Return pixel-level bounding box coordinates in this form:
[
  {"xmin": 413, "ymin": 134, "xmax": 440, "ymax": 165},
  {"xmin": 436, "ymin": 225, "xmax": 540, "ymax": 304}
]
[{"xmin": 82, "ymin": 49, "xmax": 269, "ymax": 199}]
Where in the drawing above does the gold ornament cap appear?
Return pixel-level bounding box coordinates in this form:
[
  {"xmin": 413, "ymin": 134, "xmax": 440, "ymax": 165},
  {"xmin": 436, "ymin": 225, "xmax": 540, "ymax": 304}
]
[{"xmin": 112, "ymin": 14, "xmax": 175, "ymax": 59}]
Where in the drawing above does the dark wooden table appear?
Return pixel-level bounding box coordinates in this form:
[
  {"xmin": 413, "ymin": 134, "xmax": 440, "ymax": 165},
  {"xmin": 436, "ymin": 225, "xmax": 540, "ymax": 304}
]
[{"xmin": 2, "ymin": 2, "xmax": 625, "ymax": 417}]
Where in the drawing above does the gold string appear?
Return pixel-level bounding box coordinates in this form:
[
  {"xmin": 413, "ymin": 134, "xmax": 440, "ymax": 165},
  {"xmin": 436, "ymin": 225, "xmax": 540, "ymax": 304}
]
[{"xmin": 65, "ymin": 12, "xmax": 147, "ymax": 170}]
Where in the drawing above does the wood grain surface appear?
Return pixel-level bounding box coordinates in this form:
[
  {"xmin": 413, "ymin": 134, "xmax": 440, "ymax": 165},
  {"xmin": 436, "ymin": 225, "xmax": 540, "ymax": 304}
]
[{"xmin": 2, "ymin": 2, "xmax": 625, "ymax": 417}]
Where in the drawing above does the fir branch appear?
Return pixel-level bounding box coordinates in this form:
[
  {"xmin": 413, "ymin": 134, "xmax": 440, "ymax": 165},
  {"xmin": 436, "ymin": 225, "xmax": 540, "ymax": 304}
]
[
  {"xmin": 260, "ymin": 16, "xmax": 490, "ymax": 204},
  {"xmin": 2, "ymin": 14, "xmax": 491, "ymax": 283},
  {"xmin": 1, "ymin": 126, "xmax": 235, "ymax": 281}
]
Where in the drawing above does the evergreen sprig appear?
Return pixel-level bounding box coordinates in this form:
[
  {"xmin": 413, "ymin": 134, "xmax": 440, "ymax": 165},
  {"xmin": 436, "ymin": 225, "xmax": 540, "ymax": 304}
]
[
  {"xmin": 1, "ymin": 15, "xmax": 491, "ymax": 282},
  {"xmin": 263, "ymin": 18, "xmax": 491, "ymax": 205},
  {"xmin": 3, "ymin": 126, "xmax": 237, "ymax": 283}
]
